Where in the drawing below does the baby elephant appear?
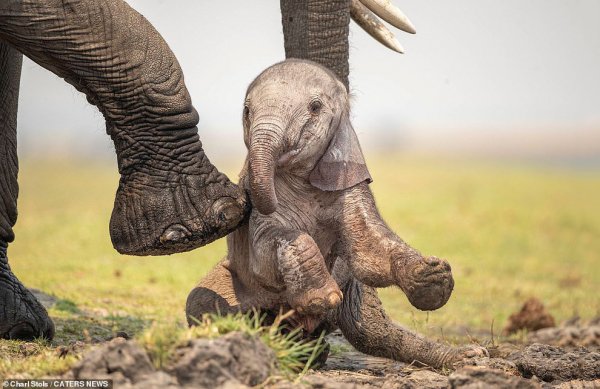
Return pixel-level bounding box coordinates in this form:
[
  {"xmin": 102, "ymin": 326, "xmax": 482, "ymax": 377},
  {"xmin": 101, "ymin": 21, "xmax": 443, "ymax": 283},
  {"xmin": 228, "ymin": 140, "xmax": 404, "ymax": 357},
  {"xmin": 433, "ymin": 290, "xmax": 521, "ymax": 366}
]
[
  {"xmin": 187, "ymin": 59, "xmax": 482, "ymax": 368},
  {"xmin": 243, "ymin": 59, "xmax": 454, "ymax": 317}
]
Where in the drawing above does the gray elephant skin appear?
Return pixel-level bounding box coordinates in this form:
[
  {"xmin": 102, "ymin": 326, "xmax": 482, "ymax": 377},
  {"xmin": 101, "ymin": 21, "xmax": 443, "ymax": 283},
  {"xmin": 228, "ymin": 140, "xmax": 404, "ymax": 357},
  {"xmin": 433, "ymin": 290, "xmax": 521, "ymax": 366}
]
[{"xmin": 186, "ymin": 60, "xmax": 486, "ymax": 369}]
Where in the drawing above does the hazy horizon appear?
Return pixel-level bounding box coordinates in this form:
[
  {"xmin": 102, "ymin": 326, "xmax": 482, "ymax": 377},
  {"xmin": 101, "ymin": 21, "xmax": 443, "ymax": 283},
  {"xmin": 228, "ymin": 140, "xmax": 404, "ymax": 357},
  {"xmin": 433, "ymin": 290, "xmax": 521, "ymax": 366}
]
[{"xmin": 14, "ymin": 0, "xmax": 600, "ymax": 165}]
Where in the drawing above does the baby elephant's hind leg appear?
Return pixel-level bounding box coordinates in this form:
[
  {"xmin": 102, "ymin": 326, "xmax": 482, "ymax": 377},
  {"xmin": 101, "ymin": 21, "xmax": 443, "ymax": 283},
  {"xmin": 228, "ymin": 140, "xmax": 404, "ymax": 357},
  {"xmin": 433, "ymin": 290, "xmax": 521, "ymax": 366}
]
[
  {"xmin": 336, "ymin": 278, "xmax": 487, "ymax": 369},
  {"xmin": 185, "ymin": 259, "xmax": 250, "ymax": 325}
]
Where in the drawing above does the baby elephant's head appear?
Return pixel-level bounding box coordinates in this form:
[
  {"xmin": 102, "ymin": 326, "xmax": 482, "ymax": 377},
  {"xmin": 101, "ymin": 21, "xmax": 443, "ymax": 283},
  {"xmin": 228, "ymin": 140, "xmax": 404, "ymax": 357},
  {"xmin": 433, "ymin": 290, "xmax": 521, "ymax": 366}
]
[{"xmin": 243, "ymin": 59, "xmax": 372, "ymax": 215}]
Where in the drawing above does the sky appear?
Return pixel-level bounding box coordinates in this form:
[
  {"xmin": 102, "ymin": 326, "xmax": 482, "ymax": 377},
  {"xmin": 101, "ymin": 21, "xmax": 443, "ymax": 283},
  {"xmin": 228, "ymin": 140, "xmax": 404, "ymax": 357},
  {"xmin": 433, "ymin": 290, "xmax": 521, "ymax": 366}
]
[{"xmin": 15, "ymin": 0, "xmax": 600, "ymax": 164}]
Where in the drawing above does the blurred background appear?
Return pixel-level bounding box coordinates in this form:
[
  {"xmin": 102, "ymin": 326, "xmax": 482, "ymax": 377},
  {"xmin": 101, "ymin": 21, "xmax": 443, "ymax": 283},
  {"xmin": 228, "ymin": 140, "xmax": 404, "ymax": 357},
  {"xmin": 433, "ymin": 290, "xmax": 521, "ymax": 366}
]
[
  {"xmin": 9, "ymin": 0, "xmax": 600, "ymax": 339},
  {"xmin": 17, "ymin": 0, "xmax": 600, "ymax": 167}
]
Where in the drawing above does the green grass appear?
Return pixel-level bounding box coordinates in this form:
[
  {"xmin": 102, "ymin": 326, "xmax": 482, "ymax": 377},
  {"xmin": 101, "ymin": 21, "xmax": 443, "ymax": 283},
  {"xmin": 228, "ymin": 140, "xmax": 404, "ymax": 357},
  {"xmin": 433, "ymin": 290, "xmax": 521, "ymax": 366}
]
[
  {"xmin": 139, "ymin": 311, "xmax": 326, "ymax": 377},
  {"xmin": 3, "ymin": 154, "xmax": 599, "ymax": 377}
]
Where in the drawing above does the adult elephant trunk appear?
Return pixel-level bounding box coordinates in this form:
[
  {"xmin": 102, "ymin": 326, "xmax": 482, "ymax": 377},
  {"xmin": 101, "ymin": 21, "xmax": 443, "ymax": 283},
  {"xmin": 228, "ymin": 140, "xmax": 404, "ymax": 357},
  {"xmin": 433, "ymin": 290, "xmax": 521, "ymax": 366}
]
[
  {"xmin": 248, "ymin": 123, "xmax": 284, "ymax": 215},
  {"xmin": 280, "ymin": 0, "xmax": 351, "ymax": 89}
]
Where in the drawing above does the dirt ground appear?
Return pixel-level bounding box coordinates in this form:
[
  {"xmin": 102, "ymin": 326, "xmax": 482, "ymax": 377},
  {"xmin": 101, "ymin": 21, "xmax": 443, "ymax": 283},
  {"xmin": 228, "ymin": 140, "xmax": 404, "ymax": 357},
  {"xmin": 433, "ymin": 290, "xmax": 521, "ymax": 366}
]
[
  {"xmin": 10, "ymin": 290, "xmax": 596, "ymax": 388},
  {"xmin": 58, "ymin": 318, "xmax": 600, "ymax": 389}
]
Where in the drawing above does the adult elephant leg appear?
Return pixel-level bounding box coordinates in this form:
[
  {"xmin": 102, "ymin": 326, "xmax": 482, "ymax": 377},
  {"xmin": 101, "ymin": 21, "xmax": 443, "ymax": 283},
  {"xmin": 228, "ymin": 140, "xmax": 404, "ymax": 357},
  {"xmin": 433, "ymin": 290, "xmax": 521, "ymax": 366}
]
[
  {"xmin": 280, "ymin": 0, "xmax": 351, "ymax": 89},
  {"xmin": 336, "ymin": 278, "xmax": 486, "ymax": 369},
  {"xmin": 0, "ymin": 42, "xmax": 54, "ymax": 340},
  {"xmin": 0, "ymin": 0, "xmax": 248, "ymax": 256}
]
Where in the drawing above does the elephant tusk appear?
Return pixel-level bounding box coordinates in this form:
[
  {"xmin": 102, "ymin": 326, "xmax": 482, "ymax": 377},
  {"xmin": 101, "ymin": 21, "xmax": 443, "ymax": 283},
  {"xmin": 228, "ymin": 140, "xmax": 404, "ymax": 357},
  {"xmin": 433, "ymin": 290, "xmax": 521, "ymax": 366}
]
[
  {"xmin": 350, "ymin": 0, "xmax": 405, "ymax": 54},
  {"xmin": 358, "ymin": 0, "xmax": 416, "ymax": 34}
]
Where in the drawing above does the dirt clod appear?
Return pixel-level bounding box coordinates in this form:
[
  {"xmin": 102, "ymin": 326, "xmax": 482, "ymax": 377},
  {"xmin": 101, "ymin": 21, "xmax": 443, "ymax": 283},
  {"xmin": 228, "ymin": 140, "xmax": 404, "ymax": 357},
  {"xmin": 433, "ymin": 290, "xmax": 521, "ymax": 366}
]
[
  {"xmin": 65, "ymin": 332, "xmax": 275, "ymax": 388},
  {"xmin": 504, "ymin": 298, "xmax": 556, "ymax": 335},
  {"xmin": 511, "ymin": 343, "xmax": 600, "ymax": 382},
  {"xmin": 67, "ymin": 337, "xmax": 154, "ymax": 385},
  {"xmin": 449, "ymin": 365, "xmax": 541, "ymax": 388},
  {"xmin": 60, "ymin": 326, "xmax": 600, "ymax": 388},
  {"xmin": 169, "ymin": 332, "xmax": 275, "ymax": 387},
  {"xmin": 528, "ymin": 318, "xmax": 600, "ymax": 348}
]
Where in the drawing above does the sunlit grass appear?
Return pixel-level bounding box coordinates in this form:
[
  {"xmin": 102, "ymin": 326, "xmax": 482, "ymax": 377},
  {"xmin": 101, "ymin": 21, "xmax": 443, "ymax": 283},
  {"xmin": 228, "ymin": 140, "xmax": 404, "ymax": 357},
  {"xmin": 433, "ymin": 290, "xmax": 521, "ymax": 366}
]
[
  {"xmin": 139, "ymin": 311, "xmax": 326, "ymax": 378},
  {"xmin": 3, "ymin": 154, "xmax": 599, "ymax": 377}
]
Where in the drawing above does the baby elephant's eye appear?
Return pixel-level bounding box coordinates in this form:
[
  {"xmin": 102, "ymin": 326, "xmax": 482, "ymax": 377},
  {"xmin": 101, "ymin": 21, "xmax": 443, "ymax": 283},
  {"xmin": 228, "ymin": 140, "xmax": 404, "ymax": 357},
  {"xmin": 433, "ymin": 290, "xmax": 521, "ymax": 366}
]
[
  {"xmin": 243, "ymin": 105, "xmax": 251, "ymax": 126},
  {"xmin": 309, "ymin": 100, "xmax": 322, "ymax": 114}
]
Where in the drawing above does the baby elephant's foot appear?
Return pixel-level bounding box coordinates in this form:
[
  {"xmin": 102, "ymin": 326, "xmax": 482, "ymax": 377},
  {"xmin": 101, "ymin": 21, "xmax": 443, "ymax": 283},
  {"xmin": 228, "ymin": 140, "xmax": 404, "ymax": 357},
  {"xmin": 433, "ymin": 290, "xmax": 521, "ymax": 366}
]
[
  {"xmin": 289, "ymin": 278, "xmax": 343, "ymax": 316},
  {"xmin": 394, "ymin": 256, "xmax": 454, "ymax": 311}
]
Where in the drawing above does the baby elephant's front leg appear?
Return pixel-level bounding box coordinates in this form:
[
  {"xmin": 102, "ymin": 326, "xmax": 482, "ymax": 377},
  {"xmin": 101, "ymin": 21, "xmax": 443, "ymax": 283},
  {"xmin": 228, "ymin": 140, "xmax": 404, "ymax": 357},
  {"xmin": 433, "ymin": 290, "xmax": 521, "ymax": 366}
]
[
  {"xmin": 340, "ymin": 183, "xmax": 454, "ymax": 311},
  {"xmin": 277, "ymin": 233, "xmax": 343, "ymax": 315},
  {"xmin": 251, "ymin": 219, "xmax": 342, "ymax": 316}
]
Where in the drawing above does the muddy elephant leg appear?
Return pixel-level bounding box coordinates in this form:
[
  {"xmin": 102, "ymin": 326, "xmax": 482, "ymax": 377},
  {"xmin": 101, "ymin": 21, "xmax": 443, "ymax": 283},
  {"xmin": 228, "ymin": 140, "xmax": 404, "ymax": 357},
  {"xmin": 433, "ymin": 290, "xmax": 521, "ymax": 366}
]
[
  {"xmin": 340, "ymin": 182, "xmax": 454, "ymax": 311},
  {"xmin": 249, "ymin": 215, "xmax": 342, "ymax": 316},
  {"xmin": 336, "ymin": 278, "xmax": 485, "ymax": 369},
  {"xmin": 0, "ymin": 42, "xmax": 54, "ymax": 340}
]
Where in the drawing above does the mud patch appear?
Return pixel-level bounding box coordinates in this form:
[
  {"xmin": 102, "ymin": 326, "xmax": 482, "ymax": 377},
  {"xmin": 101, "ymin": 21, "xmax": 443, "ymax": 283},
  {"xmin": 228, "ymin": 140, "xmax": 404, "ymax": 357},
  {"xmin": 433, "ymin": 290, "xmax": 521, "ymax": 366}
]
[{"xmin": 504, "ymin": 298, "xmax": 556, "ymax": 335}]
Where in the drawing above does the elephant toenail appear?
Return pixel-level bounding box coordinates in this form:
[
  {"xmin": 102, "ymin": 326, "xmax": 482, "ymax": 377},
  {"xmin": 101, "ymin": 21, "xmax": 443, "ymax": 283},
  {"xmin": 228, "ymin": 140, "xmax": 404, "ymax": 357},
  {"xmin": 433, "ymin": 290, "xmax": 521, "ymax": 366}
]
[
  {"xmin": 160, "ymin": 224, "xmax": 191, "ymax": 244},
  {"xmin": 327, "ymin": 293, "xmax": 341, "ymax": 306},
  {"xmin": 212, "ymin": 197, "xmax": 243, "ymax": 226}
]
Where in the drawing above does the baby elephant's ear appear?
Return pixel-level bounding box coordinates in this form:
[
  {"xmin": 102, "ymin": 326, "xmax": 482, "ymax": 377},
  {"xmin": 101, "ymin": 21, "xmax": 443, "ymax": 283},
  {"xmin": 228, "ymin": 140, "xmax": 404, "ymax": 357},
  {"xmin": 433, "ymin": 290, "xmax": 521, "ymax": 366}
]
[{"xmin": 309, "ymin": 115, "xmax": 372, "ymax": 191}]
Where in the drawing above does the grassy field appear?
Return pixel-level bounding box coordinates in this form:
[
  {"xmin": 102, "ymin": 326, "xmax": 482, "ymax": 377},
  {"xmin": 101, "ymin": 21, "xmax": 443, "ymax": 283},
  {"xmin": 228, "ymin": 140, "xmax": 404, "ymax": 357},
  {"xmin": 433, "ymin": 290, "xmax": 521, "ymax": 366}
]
[{"xmin": 2, "ymin": 155, "xmax": 599, "ymax": 376}]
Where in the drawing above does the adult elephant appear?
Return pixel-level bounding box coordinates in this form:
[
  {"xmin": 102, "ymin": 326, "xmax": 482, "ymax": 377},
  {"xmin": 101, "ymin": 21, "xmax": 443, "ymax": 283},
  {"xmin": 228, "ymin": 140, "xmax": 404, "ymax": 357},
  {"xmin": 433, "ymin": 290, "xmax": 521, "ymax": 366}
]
[{"xmin": 0, "ymin": 0, "xmax": 415, "ymax": 340}]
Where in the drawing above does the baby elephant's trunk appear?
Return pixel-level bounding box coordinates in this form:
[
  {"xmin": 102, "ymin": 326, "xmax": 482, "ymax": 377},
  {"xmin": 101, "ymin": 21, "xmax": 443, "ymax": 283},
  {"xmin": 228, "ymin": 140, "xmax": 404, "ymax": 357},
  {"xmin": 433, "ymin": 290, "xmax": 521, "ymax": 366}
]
[{"xmin": 248, "ymin": 123, "xmax": 284, "ymax": 215}]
